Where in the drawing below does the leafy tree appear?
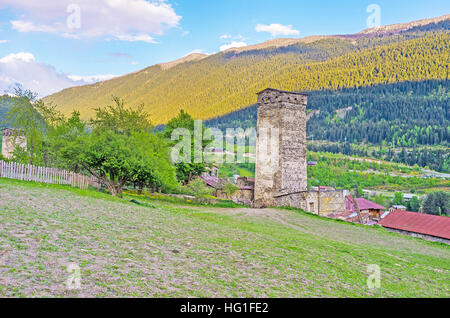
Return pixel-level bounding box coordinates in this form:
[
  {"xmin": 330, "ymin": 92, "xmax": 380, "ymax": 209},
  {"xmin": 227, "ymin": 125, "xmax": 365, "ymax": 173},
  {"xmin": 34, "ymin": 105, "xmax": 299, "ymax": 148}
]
[
  {"xmin": 372, "ymin": 194, "xmax": 389, "ymax": 208},
  {"xmin": 2, "ymin": 88, "xmax": 65, "ymax": 165},
  {"xmin": 422, "ymin": 192, "xmax": 449, "ymax": 216},
  {"xmin": 393, "ymin": 192, "xmax": 405, "ymax": 206},
  {"xmin": 185, "ymin": 178, "xmax": 214, "ymax": 200},
  {"xmin": 3, "ymin": 88, "xmax": 46, "ymax": 164},
  {"xmin": 353, "ymin": 185, "xmax": 363, "ymax": 198},
  {"xmin": 130, "ymin": 132, "xmax": 177, "ymax": 194},
  {"xmin": 45, "ymin": 111, "xmax": 87, "ymax": 171},
  {"xmin": 164, "ymin": 110, "xmax": 195, "ymax": 139},
  {"xmin": 406, "ymin": 196, "xmax": 421, "ymax": 212},
  {"xmin": 173, "ymin": 162, "xmax": 206, "ymax": 185},
  {"xmin": 223, "ymin": 182, "xmax": 239, "ymax": 199},
  {"xmin": 76, "ymin": 131, "xmax": 135, "ymax": 196},
  {"xmin": 62, "ymin": 97, "xmax": 176, "ymax": 197},
  {"xmin": 90, "ymin": 96, "xmax": 152, "ymax": 134},
  {"xmin": 165, "ymin": 110, "xmax": 210, "ymax": 184}
]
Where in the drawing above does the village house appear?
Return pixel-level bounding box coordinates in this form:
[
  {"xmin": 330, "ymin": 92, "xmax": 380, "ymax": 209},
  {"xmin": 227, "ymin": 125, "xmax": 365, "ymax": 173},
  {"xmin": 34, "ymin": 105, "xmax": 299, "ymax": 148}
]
[
  {"xmin": 379, "ymin": 210, "xmax": 450, "ymax": 244},
  {"xmin": 403, "ymin": 194, "xmax": 420, "ymax": 202},
  {"xmin": 345, "ymin": 196, "xmax": 387, "ymax": 221},
  {"xmin": 327, "ymin": 195, "xmax": 387, "ymax": 225},
  {"xmin": 390, "ymin": 205, "xmax": 407, "ymax": 212}
]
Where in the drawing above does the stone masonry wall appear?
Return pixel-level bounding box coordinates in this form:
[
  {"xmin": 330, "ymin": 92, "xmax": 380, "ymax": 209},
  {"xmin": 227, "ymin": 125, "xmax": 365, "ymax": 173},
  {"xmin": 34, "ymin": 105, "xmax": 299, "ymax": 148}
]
[
  {"xmin": 1, "ymin": 129, "xmax": 27, "ymax": 159},
  {"xmin": 274, "ymin": 190, "xmax": 347, "ymax": 215},
  {"xmin": 254, "ymin": 89, "xmax": 308, "ymax": 208}
]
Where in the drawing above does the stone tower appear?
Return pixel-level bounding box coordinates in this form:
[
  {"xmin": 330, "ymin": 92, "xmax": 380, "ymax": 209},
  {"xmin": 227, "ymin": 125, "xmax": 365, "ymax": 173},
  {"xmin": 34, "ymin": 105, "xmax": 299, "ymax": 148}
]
[
  {"xmin": 254, "ymin": 88, "xmax": 308, "ymax": 208},
  {"xmin": 1, "ymin": 128, "xmax": 27, "ymax": 159}
]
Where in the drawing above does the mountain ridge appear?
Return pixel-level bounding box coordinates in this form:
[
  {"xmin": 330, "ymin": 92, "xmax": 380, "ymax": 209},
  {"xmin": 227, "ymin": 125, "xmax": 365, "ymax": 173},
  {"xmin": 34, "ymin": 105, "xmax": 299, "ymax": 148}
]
[{"xmin": 44, "ymin": 14, "xmax": 450, "ymax": 125}]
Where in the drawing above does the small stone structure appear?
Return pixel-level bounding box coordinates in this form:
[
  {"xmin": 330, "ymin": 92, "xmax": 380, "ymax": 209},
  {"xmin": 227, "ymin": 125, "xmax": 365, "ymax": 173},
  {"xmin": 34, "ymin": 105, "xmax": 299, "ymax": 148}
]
[
  {"xmin": 253, "ymin": 88, "xmax": 346, "ymax": 213},
  {"xmin": 275, "ymin": 188, "xmax": 347, "ymax": 215},
  {"xmin": 1, "ymin": 128, "xmax": 27, "ymax": 159},
  {"xmin": 201, "ymin": 174, "xmax": 254, "ymax": 206}
]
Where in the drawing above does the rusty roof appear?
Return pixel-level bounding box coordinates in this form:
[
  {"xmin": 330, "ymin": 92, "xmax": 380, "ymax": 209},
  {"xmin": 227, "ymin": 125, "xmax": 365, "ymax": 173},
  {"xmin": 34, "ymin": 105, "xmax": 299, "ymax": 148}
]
[
  {"xmin": 346, "ymin": 196, "xmax": 386, "ymax": 211},
  {"xmin": 378, "ymin": 210, "xmax": 450, "ymax": 240},
  {"xmin": 200, "ymin": 175, "xmax": 223, "ymax": 189}
]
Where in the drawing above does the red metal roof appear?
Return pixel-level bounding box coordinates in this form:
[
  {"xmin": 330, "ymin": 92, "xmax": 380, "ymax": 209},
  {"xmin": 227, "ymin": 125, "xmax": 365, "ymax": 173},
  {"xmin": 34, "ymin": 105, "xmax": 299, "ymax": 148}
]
[
  {"xmin": 345, "ymin": 195, "xmax": 386, "ymax": 211},
  {"xmin": 379, "ymin": 210, "xmax": 450, "ymax": 240}
]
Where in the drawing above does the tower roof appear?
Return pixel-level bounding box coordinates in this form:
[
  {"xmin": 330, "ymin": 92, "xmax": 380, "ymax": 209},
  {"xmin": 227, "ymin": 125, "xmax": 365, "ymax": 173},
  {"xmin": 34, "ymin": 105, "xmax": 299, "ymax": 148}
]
[{"xmin": 257, "ymin": 88, "xmax": 308, "ymax": 96}]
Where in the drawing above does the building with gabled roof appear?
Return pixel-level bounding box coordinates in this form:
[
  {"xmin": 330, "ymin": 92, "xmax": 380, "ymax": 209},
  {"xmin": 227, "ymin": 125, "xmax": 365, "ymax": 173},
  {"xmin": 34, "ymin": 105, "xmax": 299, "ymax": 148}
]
[
  {"xmin": 345, "ymin": 195, "xmax": 386, "ymax": 221},
  {"xmin": 379, "ymin": 210, "xmax": 450, "ymax": 244}
]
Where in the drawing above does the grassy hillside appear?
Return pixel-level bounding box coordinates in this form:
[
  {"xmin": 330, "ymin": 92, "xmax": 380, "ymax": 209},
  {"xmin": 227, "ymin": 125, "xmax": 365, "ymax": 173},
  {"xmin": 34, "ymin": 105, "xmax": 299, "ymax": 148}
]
[
  {"xmin": 44, "ymin": 21, "xmax": 450, "ymax": 125},
  {"xmin": 0, "ymin": 178, "xmax": 448, "ymax": 297}
]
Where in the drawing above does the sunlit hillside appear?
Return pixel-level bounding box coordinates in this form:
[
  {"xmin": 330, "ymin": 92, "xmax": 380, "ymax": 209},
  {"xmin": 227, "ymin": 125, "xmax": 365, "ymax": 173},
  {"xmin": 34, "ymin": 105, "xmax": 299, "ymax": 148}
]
[{"xmin": 44, "ymin": 18, "xmax": 449, "ymax": 125}]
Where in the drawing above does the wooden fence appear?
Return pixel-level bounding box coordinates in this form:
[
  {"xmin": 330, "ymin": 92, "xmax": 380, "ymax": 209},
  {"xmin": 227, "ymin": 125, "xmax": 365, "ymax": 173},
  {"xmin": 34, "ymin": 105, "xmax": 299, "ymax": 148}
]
[{"xmin": 0, "ymin": 160, "xmax": 100, "ymax": 190}]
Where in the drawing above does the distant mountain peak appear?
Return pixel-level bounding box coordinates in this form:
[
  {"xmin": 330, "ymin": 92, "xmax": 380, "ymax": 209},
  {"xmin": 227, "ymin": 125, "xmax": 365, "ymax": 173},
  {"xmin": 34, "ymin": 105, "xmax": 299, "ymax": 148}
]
[
  {"xmin": 44, "ymin": 14, "xmax": 449, "ymax": 125},
  {"xmin": 357, "ymin": 13, "xmax": 450, "ymax": 35},
  {"xmin": 158, "ymin": 53, "xmax": 208, "ymax": 70},
  {"xmin": 223, "ymin": 14, "xmax": 450, "ymax": 54},
  {"xmin": 222, "ymin": 36, "xmax": 332, "ymax": 53}
]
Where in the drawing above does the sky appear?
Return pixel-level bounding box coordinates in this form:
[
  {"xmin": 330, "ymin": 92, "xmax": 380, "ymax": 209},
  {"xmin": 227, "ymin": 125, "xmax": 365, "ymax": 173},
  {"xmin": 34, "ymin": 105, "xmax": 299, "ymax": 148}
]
[{"xmin": 0, "ymin": 0, "xmax": 449, "ymax": 97}]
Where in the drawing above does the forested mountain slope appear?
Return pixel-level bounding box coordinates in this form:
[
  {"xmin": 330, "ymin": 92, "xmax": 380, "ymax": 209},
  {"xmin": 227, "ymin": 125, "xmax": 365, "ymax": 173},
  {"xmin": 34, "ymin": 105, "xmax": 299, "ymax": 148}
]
[
  {"xmin": 206, "ymin": 80, "xmax": 449, "ymax": 172},
  {"xmin": 206, "ymin": 80, "xmax": 449, "ymax": 147},
  {"xmin": 44, "ymin": 17, "xmax": 450, "ymax": 125}
]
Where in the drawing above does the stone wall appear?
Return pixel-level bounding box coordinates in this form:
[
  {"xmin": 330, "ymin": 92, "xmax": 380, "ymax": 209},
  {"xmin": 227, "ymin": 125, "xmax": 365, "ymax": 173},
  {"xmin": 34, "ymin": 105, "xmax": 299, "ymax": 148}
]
[
  {"xmin": 1, "ymin": 129, "xmax": 27, "ymax": 159},
  {"xmin": 274, "ymin": 190, "xmax": 347, "ymax": 215},
  {"xmin": 216, "ymin": 188, "xmax": 254, "ymax": 206},
  {"xmin": 254, "ymin": 89, "xmax": 308, "ymax": 208}
]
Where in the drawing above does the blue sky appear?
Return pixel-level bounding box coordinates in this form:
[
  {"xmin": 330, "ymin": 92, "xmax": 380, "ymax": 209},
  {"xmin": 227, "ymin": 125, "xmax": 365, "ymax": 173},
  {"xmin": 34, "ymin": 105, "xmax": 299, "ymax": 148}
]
[{"xmin": 0, "ymin": 0, "xmax": 449, "ymax": 96}]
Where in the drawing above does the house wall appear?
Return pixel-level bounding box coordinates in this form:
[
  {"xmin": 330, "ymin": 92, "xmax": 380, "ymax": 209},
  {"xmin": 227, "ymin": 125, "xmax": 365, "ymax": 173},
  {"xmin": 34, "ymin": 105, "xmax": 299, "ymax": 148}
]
[
  {"xmin": 274, "ymin": 190, "xmax": 346, "ymax": 215},
  {"xmin": 216, "ymin": 189, "xmax": 254, "ymax": 206},
  {"xmin": 383, "ymin": 228, "xmax": 450, "ymax": 245}
]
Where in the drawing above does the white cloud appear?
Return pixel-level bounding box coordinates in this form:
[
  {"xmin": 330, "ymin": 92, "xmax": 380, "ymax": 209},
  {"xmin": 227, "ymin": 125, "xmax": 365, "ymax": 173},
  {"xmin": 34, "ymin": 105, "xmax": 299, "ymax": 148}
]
[
  {"xmin": 0, "ymin": 52, "xmax": 35, "ymax": 63},
  {"xmin": 115, "ymin": 34, "xmax": 157, "ymax": 43},
  {"xmin": 219, "ymin": 41, "xmax": 247, "ymax": 52},
  {"xmin": 68, "ymin": 74, "xmax": 117, "ymax": 83},
  {"xmin": 3, "ymin": 0, "xmax": 181, "ymax": 43},
  {"xmin": 11, "ymin": 20, "xmax": 58, "ymax": 33},
  {"xmin": 220, "ymin": 34, "xmax": 245, "ymax": 40},
  {"xmin": 255, "ymin": 23, "xmax": 300, "ymax": 37},
  {"xmin": 0, "ymin": 52, "xmax": 117, "ymax": 97},
  {"xmin": 0, "ymin": 40, "xmax": 9, "ymax": 44}
]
